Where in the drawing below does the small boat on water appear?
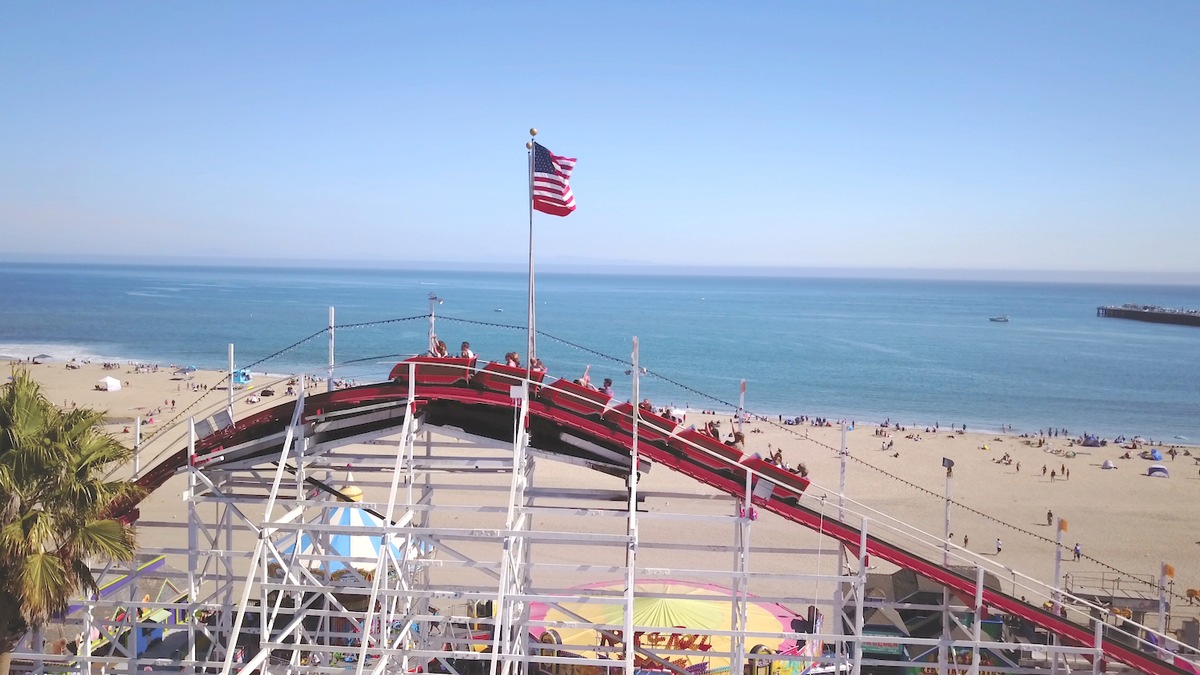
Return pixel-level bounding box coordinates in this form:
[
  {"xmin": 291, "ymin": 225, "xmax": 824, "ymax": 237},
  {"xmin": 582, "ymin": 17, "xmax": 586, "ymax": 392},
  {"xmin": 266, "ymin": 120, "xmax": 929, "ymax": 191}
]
[{"xmin": 989, "ymin": 316, "xmax": 1009, "ymax": 323}]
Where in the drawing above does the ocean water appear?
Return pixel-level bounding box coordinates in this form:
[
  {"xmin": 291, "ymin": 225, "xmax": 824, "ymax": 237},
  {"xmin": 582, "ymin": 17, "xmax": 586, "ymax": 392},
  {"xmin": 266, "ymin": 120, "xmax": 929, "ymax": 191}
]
[{"xmin": 2, "ymin": 263, "xmax": 1198, "ymax": 442}]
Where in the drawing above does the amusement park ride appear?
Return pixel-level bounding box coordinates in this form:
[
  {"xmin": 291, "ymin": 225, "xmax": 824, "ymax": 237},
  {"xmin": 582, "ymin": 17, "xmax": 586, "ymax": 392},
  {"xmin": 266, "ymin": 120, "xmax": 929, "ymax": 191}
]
[{"xmin": 9, "ymin": 324, "xmax": 1200, "ymax": 675}]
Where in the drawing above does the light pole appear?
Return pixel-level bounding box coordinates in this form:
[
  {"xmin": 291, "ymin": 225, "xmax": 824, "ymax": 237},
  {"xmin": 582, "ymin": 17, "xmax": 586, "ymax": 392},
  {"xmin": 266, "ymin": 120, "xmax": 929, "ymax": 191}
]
[
  {"xmin": 940, "ymin": 457, "xmax": 954, "ymax": 675},
  {"xmin": 942, "ymin": 457, "xmax": 954, "ymax": 565},
  {"xmin": 428, "ymin": 293, "xmax": 444, "ymax": 355}
]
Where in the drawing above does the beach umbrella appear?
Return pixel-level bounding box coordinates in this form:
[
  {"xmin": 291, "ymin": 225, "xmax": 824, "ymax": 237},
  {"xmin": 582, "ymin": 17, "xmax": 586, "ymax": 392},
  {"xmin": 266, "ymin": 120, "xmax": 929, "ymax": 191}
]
[
  {"xmin": 33, "ymin": 353, "xmax": 54, "ymax": 361},
  {"xmin": 528, "ymin": 579, "xmax": 800, "ymax": 670}
]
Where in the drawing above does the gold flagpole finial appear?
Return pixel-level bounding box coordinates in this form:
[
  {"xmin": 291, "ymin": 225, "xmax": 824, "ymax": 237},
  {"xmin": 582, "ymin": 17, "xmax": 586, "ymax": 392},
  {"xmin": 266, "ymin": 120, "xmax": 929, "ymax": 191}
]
[
  {"xmin": 530, "ymin": 128, "xmax": 538, "ymax": 137},
  {"xmin": 526, "ymin": 141, "xmax": 533, "ymax": 149}
]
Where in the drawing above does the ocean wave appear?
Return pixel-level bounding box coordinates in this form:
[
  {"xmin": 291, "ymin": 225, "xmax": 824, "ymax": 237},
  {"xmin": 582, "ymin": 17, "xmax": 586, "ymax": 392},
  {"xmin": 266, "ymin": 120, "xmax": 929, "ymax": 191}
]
[
  {"xmin": 0, "ymin": 342, "xmax": 123, "ymax": 363},
  {"xmin": 126, "ymin": 291, "xmax": 172, "ymax": 298}
]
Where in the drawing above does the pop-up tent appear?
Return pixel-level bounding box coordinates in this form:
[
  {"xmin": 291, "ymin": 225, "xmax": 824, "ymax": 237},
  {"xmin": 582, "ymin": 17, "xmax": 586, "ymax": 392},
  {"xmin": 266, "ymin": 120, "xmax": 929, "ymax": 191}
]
[
  {"xmin": 1147, "ymin": 464, "xmax": 1169, "ymax": 478},
  {"xmin": 97, "ymin": 376, "xmax": 121, "ymax": 392},
  {"xmin": 1101, "ymin": 459, "xmax": 1116, "ymax": 470}
]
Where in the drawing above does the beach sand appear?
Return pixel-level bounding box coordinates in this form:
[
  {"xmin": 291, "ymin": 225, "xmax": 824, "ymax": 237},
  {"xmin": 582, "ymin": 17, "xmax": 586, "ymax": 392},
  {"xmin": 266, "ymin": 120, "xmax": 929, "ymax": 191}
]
[{"xmin": 13, "ymin": 359, "xmax": 1200, "ymax": 625}]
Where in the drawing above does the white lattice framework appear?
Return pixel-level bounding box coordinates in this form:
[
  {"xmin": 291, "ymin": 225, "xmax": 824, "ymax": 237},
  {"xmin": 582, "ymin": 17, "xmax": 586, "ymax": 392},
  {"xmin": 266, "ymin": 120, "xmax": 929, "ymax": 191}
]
[{"xmin": 9, "ymin": 361, "xmax": 1197, "ymax": 675}]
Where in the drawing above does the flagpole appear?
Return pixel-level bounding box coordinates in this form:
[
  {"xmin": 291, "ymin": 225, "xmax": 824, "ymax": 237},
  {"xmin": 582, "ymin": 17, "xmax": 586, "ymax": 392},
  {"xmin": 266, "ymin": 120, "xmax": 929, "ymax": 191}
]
[{"xmin": 526, "ymin": 128, "xmax": 538, "ymax": 374}]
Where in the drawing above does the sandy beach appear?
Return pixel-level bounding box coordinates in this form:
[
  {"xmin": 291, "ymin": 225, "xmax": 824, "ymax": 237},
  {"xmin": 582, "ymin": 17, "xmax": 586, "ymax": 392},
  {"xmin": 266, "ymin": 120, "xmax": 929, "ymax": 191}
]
[{"xmin": 11, "ymin": 358, "xmax": 1200, "ymax": 627}]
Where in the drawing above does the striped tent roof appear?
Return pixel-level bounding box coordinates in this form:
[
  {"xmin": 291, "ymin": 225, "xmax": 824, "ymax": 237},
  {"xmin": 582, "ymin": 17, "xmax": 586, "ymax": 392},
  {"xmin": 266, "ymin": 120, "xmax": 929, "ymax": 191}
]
[{"xmin": 284, "ymin": 504, "xmax": 431, "ymax": 573}]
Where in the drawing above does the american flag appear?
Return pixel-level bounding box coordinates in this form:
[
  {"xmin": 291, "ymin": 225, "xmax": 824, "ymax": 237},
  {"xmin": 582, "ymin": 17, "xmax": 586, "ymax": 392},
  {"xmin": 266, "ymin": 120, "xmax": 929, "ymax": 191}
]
[{"xmin": 531, "ymin": 142, "xmax": 576, "ymax": 216}]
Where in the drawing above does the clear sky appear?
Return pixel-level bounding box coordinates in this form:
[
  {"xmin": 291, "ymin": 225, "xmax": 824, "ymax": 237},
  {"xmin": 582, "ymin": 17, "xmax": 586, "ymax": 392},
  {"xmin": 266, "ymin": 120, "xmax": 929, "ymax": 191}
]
[{"xmin": 2, "ymin": 2, "xmax": 1197, "ymax": 276}]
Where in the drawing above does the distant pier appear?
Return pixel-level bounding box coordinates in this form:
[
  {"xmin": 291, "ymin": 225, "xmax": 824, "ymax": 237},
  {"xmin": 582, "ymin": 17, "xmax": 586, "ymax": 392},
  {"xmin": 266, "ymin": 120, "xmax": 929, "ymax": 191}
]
[{"xmin": 1097, "ymin": 304, "xmax": 1200, "ymax": 327}]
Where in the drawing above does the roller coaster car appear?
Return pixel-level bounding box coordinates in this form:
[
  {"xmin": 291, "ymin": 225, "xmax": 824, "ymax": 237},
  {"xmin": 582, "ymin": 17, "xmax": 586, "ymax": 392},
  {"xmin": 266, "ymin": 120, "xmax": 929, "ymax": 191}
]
[
  {"xmin": 739, "ymin": 455, "xmax": 810, "ymax": 507},
  {"xmin": 667, "ymin": 428, "xmax": 745, "ymax": 478},
  {"xmin": 602, "ymin": 401, "xmax": 678, "ymax": 443},
  {"xmin": 389, "ymin": 356, "xmax": 476, "ymax": 387},
  {"xmin": 472, "ymin": 362, "xmax": 544, "ymax": 395},
  {"xmin": 538, "ymin": 378, "xmax": 613, "ymax": 420}
]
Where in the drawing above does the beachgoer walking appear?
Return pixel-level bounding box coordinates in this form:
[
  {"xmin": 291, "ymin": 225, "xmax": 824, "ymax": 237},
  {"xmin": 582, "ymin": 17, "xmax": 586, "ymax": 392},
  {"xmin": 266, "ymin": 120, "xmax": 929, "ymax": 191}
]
[
  {"xmin": 1064, "ymin": 467, "xmax": 1069, "ymax": 479},
  {"xmin": 1073, "ymin": 543, "xmax": 1081, "ymax": 561},
  {"xmin": 1050, "ymin": 470, "xmax": 1056, "ymax": 482},
  {"xmin": 1016, "ymin": 461, "xmax": 1020, "ymax": 472},
  {"xmin": 996, "ymin": 538, "xmax": 1002, "ymax": 555},
  {"xmin": 1042, "ymin": 465, "xmax": 1047, "ymax": 476},
  {"xmin": 1047, "ymin": 510, "xmax": 1053, "ymax": 526},
  {"xmin": 963, "ymin": 534, "xmax": 969, "ymax": 548}
]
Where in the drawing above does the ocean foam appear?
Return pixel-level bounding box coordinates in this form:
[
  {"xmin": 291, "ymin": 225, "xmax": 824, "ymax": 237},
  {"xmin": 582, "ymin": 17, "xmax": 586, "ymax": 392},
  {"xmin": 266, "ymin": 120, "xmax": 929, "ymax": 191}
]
[{"xmin": 0, "ymin": 343, "xmax": 136, "ymax": 364}]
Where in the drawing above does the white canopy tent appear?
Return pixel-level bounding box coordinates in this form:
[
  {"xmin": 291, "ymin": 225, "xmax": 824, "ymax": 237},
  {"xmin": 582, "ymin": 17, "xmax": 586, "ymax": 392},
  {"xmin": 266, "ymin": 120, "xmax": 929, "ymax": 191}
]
[{"xmin": 97, "ymin": 376, "xmax": 121, "ymax": 392}]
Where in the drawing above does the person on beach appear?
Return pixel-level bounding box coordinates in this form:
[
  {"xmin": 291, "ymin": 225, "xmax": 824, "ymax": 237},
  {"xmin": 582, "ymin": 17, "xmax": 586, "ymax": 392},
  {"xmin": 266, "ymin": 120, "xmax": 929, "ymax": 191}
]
[
  {"xmin": 963, "ymin": 534, "xmax": 969, "ymax": 548},
  {"xmin": 996, "ymin": 538, "xmax": 1003, "ymax": 555},
  {"xmin": 1050, "ymin": 470, "xmax": 1056, "ymax": 482},
  {"xmin": 1073, "ymin": 543, "xmax": 1082, "ymax": 561},
  {"xmin": 1042, "ymin": 465, "xmax": 1047, "ymax": 476}
]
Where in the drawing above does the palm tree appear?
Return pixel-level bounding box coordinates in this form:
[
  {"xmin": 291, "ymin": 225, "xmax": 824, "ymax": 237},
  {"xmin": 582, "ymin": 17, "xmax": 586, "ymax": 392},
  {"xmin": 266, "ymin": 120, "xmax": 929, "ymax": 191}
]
[{"xmin": 0, "ymin": 368, "xmax": 142, "ymax": 673}]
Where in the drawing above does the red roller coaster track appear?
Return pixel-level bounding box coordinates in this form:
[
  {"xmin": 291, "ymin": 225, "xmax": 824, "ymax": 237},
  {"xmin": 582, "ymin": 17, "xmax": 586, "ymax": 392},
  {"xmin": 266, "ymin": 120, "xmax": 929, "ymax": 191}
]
[{"xmin": 117, "ymin": 358, "xmax": 1194, "ymax": 675}]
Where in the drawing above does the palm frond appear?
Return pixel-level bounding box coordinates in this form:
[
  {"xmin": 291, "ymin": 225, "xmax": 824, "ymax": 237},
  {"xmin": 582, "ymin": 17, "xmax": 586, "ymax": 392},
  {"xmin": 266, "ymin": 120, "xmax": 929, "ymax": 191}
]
[
  {"xmin": 17, "ymin": 552, "xmax": 70, "ymax": 624},
  {"xmin": 66, "ymin": 520, "xmax": 136, "ymax": 562}
]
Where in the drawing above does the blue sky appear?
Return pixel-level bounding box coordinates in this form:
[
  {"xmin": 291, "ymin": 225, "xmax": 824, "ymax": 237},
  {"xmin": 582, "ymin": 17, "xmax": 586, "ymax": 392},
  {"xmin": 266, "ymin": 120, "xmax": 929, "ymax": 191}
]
[{"xmin": 2, "ymin": 3, "xmax": 1197, "ymax": 276}]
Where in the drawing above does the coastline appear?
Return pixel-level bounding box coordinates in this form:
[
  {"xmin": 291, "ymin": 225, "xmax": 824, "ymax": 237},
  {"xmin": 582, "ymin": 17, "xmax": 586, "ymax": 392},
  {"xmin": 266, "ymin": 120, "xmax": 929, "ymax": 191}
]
[
  {"xmin": 4, "ymin": 265, "xmax": 1200, "ymax": 443},
  {"xmin": 4, "ymin": 346, "xmax": 1195, "ymax": 446}
]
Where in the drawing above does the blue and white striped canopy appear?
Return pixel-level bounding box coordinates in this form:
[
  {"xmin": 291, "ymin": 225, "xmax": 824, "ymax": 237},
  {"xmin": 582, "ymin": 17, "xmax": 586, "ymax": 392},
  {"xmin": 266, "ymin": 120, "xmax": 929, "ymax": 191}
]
[{"xmin": 284, "ymin": 505, "xmax": 429, "ymax": 572}]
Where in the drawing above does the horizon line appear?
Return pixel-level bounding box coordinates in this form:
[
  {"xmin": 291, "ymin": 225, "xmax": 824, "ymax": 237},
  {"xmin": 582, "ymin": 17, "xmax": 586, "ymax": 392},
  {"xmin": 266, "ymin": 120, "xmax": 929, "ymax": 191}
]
[{"xmin": 2, "ymin": 253, "xmax": 1198, "ymax": 285}]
